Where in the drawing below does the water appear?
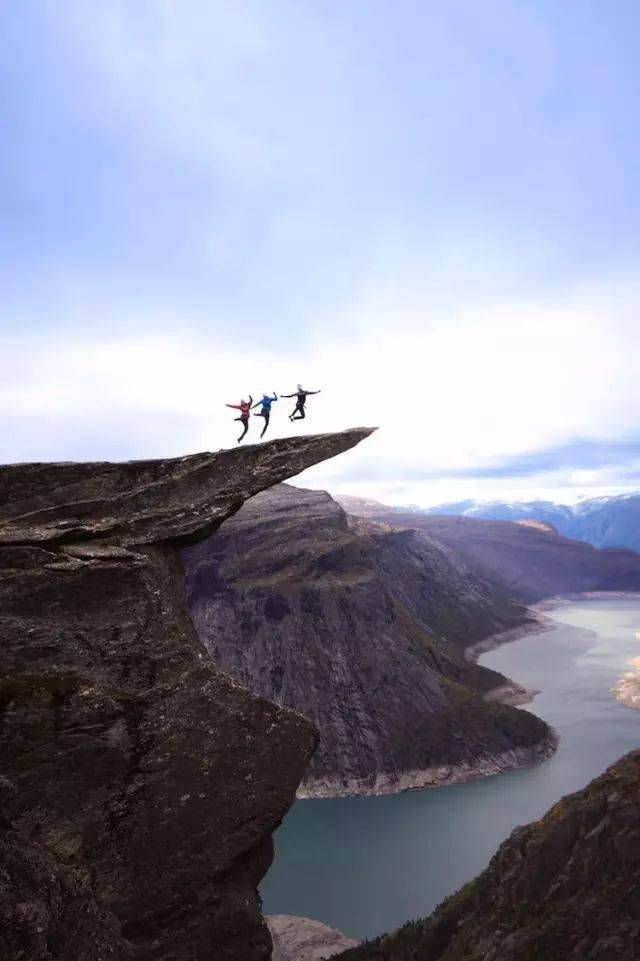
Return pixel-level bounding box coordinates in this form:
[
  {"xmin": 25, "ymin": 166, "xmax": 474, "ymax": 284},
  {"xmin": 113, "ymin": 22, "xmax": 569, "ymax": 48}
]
[{"xmin": 260, "ymin": 595, "xmax": 640, "ymax": 939}]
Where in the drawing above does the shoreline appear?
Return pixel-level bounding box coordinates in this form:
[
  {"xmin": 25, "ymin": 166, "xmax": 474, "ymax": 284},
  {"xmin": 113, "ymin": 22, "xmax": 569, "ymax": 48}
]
[
  {"xmin": 298, "ymin": 591, "xmax": 640, "ymax": 800},
  {"xmin": 614, "ymin": 671, "xmax": 640, "ymax": 710},
  {"xmin": 297, "ymin": 731, "xmax": 558, "ymax": 799},
  {"xmin": 299, "ymin": 603, "xmax": 560, "ymax": 800}
]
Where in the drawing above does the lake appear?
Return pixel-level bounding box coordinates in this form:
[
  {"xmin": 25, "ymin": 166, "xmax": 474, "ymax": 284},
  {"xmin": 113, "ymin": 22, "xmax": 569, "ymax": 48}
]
[{"xmin": 260, "ymin": 595, "xmax": 640, "ymax": 939}]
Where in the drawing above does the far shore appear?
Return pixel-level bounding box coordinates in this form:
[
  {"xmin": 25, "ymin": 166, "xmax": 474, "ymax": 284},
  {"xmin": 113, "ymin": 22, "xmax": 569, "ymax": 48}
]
[{"xmin": 469, "ymin": 591, "xmax": 640, "ymax": 717}]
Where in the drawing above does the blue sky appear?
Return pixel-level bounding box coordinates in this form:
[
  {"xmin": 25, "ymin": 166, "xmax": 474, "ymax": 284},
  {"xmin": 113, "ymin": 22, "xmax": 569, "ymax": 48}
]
[{"xmin": 2, "ymin": 1, "xmax": 640, "ymax": 504}]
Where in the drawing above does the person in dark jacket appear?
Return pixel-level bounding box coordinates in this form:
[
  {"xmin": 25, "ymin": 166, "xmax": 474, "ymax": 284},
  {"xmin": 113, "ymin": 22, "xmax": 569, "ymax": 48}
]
[
  {"xmin": 225, "ymin": 395, "xmax": 253, "ymax": 443},
  {"xmin": 252, "ymin": 392, "xmax": 278, "ymax": 438},
  {"xmin": 283, "ymin": 384, "xmax": 321, "ymax": 422}
]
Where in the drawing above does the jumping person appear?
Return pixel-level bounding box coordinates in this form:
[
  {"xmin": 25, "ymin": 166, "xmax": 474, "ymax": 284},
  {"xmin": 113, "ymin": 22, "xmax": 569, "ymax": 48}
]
[
  {"xmin": 225, "ymin": 395, "xmax": 253, "ymax": 443},
  {"xmin": 252, "ymin": 392, "xmax": 278, "ymax": 438},
  {"xmin": 283, "ymin": 384, "xmax": 321, "ymax": 421}
]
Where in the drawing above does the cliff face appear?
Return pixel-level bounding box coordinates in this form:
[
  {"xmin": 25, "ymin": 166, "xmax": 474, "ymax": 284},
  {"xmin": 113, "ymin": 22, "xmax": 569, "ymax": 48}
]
[
  {"xmin": 184, "ymin": 484, "xmax": 551, "ymax": 797},
  {"xmin": 0, "ymin": 429, "xmax": 372, "ymax": 961},
  {"xmin": 339, "ymin": 503, "xmax": 640, "ymax": 602},
  {"xmin": 338, "ymin": 749, "xmax": 640, "ymax": 961}
]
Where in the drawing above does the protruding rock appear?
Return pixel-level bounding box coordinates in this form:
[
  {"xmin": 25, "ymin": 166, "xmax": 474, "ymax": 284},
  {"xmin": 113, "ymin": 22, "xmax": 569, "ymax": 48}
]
[
  {"xmin": 0, "ymin": 430, "xmax": 373, "ymax": 961},
  {"xmin": 0, "ymin": 428, "xmax": 375, "ymax": 547}
]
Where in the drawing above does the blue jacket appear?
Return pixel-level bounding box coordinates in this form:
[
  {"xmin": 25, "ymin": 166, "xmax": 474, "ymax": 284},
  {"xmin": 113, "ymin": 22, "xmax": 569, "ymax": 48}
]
[{"xmin": 254, "ymin": 393, "xmax": 278, "ymax": 411}]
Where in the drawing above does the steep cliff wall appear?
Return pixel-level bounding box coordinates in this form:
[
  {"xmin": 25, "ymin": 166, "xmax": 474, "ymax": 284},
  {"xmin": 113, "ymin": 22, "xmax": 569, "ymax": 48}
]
[
  {"xmin": 338, "ymin": 749, "xmax": 640, "ymax": 961},
  {"xmin": 0, "ymin": 429, "xmax": 372, "ymax": 961},
  {"xmin": 184, "ymin": 484, "xmax": 552, "ymax": 797}
]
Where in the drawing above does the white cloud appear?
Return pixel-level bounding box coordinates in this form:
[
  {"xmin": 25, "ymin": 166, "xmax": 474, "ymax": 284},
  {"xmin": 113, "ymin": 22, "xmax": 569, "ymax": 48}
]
[{"xmin": 3, "ymin": 269, "xmax": 640, "ymax": 506}]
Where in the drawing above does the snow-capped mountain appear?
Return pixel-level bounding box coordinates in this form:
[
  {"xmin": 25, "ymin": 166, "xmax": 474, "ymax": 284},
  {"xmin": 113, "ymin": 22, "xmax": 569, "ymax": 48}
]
[{"xmin": 417, "ymin": 493, "xmax": 640, "ymax": 551}]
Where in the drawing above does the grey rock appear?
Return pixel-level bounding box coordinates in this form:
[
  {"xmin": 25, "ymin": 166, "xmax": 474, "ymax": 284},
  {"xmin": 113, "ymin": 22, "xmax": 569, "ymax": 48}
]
[
  {"xmin": 267, "ymin": 915, "xmax": 359, "ymax": 961},
  {"xmin": 0, "ymin": 429, "xmax": 373, "ymax": 961}
]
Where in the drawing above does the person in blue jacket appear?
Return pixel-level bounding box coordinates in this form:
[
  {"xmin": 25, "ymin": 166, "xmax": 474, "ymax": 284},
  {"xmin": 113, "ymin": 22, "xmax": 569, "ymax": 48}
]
[{"xmin": 252, "ymin": 392, "xmax": 278, "ymax": 438}]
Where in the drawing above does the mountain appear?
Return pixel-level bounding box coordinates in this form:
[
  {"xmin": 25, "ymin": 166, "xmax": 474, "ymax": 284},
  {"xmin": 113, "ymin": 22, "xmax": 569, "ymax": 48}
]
[
  {"xmin": 337, "ymin": 749, "xmax": 640, "ymax": 961},
  {"xmin": 338, "ymin": 503, "xmax": 640, "ymax": 603},
  {"xmin": 187, "ymin": 483, "xmax": 624, "ymax": 797},
  {"xmin": 357, "ymin": 492, "xmax": 640, "ymax": 552},
  {"xmin": 0, "ymin": 429, "xmax": 371, "ymax": 961}
]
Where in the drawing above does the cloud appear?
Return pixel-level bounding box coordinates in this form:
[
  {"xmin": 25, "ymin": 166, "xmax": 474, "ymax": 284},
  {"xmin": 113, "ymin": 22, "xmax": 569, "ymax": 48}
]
[
  {"xmin": 3, "ymin": 272, "xmax": 640, "ymax": 509},
  {"xmin": 335, "ymin": 438, "xmax": 640, "ymax": 484},
  {"xmin": 2, "ymin": 1, "xmax": 640, "ymax": 509}
]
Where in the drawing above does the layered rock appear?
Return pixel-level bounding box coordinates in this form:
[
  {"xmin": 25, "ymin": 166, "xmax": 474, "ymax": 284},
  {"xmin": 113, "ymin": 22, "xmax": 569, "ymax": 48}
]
[
  {"xmin": 338, "ymin": 750, "xmax": 640, "ymax": 961},
  {"xmin": 0, "ymin": 429, "xmax": 372, "ymax": 961},
  {"xmin": 184, "ymin": 484, "xmax": 552, "ymax": 797}
]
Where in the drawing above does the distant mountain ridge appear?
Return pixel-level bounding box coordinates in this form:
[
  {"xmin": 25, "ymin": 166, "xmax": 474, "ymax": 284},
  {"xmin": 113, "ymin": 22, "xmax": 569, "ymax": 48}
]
[{"xmin": 338, "ymin": 492, "xmax": 640, "ymax": 552}]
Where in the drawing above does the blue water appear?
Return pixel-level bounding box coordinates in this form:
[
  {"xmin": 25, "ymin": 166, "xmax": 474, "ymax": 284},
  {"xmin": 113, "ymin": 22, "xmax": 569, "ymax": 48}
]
[{"xmin": 260, "ymin": 596, "xmax": 640, "ymax": 939}]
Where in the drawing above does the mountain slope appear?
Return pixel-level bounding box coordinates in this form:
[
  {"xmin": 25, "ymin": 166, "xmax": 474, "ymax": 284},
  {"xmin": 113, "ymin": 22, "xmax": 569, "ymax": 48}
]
[
  {"xmin": 338, "ymin": 749, "xmax": 640, "ymax": 961},
  {"xmin": 0, "ymin": 429, "xmax": 372, "ymax": 961},
  {"xmin": 366, "ymin": 492, "xmax": 640, "ymax": 552},
  {"xmin": 338, "ymin": 505, "xmax": 640, "ymax": 603},
  {"xmin": 184, "ymin": 484, "xmax": 553, "ymax": 797}
]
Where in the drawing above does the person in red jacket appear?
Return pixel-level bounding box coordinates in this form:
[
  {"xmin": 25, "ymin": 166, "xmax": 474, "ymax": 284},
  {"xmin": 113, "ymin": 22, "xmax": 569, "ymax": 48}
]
[{"xmin": 225, "ymin": 395, "xmax": 253, "ymax": 443}]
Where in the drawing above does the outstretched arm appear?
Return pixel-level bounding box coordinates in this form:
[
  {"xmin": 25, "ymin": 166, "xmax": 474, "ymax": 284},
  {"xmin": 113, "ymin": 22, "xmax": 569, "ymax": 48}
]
[
  {"xmin": 225, "ymin": 403, "xmax": 241, "ymax": 410},
  {"xmin": 307, "ymin": 390, "xmax": 321, "ymax": 395},
  {"xmin": 282, "ymin": 393, "xmax": 295, "ymax": 398},
  {"xmin": 248, "ymin": 394, "xmax": 253, "ymax": 404}
]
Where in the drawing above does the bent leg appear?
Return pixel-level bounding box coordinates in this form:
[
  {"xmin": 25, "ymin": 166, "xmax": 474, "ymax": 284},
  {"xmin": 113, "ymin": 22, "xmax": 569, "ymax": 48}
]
[
  {"xmin": 260, "ymin": 413, "xmax": 270, "ymax": 438},
  {"xmin": 292, "ymin": 406, "xmax": 306, "ymax": 420},
  {"xmin": 237, "ymin": 417, "xmax": 249, "ymax": 442}
]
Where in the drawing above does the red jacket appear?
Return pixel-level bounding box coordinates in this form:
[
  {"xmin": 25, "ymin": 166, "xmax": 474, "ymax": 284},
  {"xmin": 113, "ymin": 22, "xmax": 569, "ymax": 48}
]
[{"xmin": 226, "ymin": 399, "xmax": 252, "ymax": 417}]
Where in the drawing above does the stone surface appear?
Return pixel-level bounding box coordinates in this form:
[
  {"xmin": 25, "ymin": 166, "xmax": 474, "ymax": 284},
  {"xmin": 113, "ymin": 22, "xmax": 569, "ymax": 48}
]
[
  {"xmin": 0, "ymin": 429, "xmax": 373, "ymax": 961},
  {"xmin": 184, "ymin": 484, "xmax": 553, "ymax": 797},
  {"xmin": 267, "ymin": 915, "xmax": 359, "ymax": 961},
  {"xmin": 338, "ymin": 750, "xmax": 640, "ymax": 961}
]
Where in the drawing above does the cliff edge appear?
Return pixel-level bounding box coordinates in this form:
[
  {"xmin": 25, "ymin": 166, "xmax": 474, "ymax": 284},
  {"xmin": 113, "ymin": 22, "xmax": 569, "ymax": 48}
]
[{"xmin": 0, "ymin": 429, "xmax": 373, "ymax": 961}]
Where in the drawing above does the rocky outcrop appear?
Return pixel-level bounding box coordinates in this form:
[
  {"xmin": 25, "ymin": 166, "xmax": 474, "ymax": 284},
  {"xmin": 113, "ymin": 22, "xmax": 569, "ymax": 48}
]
[
  {"xmin": 184, "ymin": 484, "xmax": 552, "ymax": 797},
  {"xmin": 267, "ymin": 915, "xmax": 359, "ymax": 961},
  {"xmin": 0, "ymin": 429, "xmax": 372, "ymax": 961},
  {"xmin": 337, "ymin": 749, "xmax": 640, "ymax": 961}
]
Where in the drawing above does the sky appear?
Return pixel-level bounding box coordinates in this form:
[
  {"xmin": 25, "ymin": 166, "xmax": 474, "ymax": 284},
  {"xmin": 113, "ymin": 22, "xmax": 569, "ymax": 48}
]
[{"xmin": 2, "ymin": 1, "xmax": 640, "ymax": 506}]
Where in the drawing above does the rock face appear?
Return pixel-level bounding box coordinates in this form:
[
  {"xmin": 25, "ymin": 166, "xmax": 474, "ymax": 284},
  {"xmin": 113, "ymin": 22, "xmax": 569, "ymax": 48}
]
[
  {"xmin": 267, "ymin": 915, "xmax": 359, "ymax": 961},
  {"xmin": 184, "ymin": 484, "xmax": 552, "ymax": 797},
  {"xmin": 338, "ymin": 503, "xmax": 640, "ymax": 602},
  {"xmin": 0, "ymin": 429, "xmax": 373, "ymax": 961},
  {"xmin": 337, "ymin": 749, "xmax": 640, "ymax": 961}
]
